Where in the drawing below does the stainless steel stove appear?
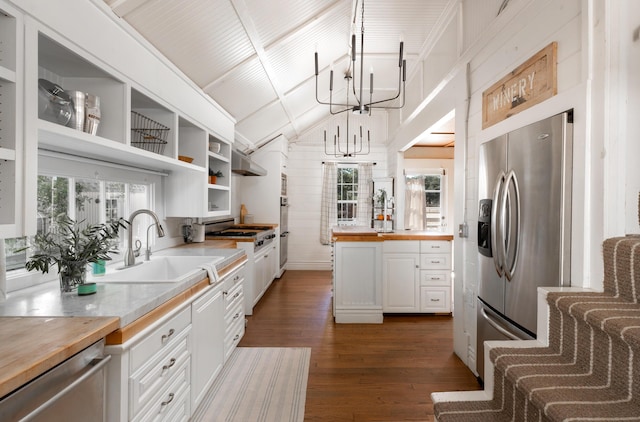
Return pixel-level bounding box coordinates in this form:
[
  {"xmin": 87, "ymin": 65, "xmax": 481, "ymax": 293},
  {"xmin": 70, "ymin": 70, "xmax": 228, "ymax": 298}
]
[{"xmin": 205, "ymin": 221, "xmax": 276, "ymax": 252}]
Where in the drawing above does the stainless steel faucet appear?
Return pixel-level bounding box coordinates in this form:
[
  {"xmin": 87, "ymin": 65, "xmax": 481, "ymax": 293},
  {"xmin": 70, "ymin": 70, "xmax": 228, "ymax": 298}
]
[{"xmin": 123, "ymin": 209, "xmax": 166, "ymax": 267}]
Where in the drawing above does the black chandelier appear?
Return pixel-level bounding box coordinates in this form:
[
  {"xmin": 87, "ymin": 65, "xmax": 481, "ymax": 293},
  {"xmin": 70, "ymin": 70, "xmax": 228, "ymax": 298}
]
[
  {"xmin": 323, "ymin": 71, "xmax": 371, "ymax": 157},
  {"xmin": 314, "ymin": 0, "xmax": 407, "ymax": 116}
]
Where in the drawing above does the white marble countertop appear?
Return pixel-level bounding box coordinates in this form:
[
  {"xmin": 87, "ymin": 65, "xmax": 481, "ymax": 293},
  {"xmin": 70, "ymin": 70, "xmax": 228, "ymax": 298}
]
[{"xmin": 0, "ymin": 247, "xmax": 245, "ymax": 327}]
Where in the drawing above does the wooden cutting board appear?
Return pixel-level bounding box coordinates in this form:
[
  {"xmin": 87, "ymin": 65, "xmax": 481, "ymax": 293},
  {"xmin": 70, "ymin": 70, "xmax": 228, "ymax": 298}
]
[{"xmin": 0, "ymin": 316, "xmax": 119, "ymax": 398}]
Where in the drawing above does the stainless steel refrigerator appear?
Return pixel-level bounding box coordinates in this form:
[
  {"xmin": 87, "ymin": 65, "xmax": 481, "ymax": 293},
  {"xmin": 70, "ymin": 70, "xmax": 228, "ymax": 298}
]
[{"xmin": 476, "ymin": 111, "xmax": 573, "ymax": 380}]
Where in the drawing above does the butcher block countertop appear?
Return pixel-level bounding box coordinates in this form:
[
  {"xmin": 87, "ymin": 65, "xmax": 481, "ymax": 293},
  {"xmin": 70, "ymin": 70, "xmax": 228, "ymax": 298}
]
[
  {"xmin": 380, "ymin": 231, "xmax": 454, "ymax": 241},
  {"xmin": 0, "ymin": 316, "xmax": 119, "ymax": 398},
  {"xmin": 0, "ymin": 240, "xmax": 244, "ymax": 400},
  {"xmin": 332, "ymin": 226, "xmax": 454, "ymax": 242}
]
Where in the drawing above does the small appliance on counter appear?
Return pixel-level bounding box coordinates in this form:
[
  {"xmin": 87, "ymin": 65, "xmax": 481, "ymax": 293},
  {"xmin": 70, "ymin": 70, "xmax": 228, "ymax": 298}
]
[
  {"xmin": 192, "ymin": 222, "xmax": 205, "ymax": 242},
  {"xmin": 181, "ymin": 218, "xmax": 206, "ymax": 243}
]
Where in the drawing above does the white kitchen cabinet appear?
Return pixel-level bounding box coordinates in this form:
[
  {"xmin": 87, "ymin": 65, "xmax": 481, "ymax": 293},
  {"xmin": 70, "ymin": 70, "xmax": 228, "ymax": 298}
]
[
  {"xmin": 105, "ymin": 304, "xmax": 193, "ymax": 422},
  {"xmin": 0, "ymin": 1, "xmax": 23, "ymax": 237},
  {"xmin": 419, "ymin": 240, "xmax": 452, "ymax": 313},
  {"xmin": 190, "ymin": 283, "xmax": 224, "ymax": 411},
  {"xmin": 104, "ymin": 263, "xmax": 246, "ymax": 421},
  {"xmin": 222, "ymin": 262, "xmax": 246, "ymax": 362},
  {"xmin": 333, "ymin": 241, "xmax": 383, "ymax": 323},
  {"xmin": 252, "ymin": 243, "xmax": 277, "ymax": 310},
  {"xmin": 15, "ymin": 1, "xmax": 237, "ymax": 226},
  {"xmin": 383, "ymin": 241, "xmax": 420, "ymax": 312},
  {"xmin": 381, "ymin": 239, "xmax": 452, "ymax": 314}
]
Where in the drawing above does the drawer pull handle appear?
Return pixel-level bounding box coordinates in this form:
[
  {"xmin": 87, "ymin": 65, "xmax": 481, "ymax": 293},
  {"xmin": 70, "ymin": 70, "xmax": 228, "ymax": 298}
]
[
  {"xmin": 431, "ymin": 260, "xmax": 441, "ymax": 264},
  {"xmin": 233, "ymin": 334, "xmax": 240, "ymax": 341},
  {"xmin": 161, "ymin": 393, "xmax": 175, "ymax": 407},
  {"xmin": 233, "ymin": 312, "xmax": 240, "ymax": 320},
  {"xmin": 161, "ymin": 328, "xmax": 175, "ymax": 343},
  {"xmin": 430, "ymin": 298, "xmax": 441, "ymax": 302},
  {"xmin": 162, "ymin": 358, "xmax": 176, "ymax": 372},
  {"xmin": 233, "ymin": 292, "xmax": 240, "ymax": 299},
  {"xmin": 431, "ymin": 277, "xmax": 440, "ymax": 280},
  {"xmin": 234, "ymin": 275, "xmax": 240, "ymax": 281},
  {"xmin": 223, "ymin": 291, "xmax": 228, "ymax": 296}
]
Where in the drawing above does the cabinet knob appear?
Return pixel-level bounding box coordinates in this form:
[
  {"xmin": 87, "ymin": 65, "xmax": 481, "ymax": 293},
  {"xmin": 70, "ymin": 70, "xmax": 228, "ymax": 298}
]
[{"xmin": 416, "ymin": 265, "xmax": 420, "ymax": 269}]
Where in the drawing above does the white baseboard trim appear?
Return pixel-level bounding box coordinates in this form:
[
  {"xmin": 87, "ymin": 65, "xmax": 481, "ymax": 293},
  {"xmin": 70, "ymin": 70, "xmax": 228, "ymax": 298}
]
[{"xmin": 285, "ymin": 261, "xmax": 332, "ymax": 271}]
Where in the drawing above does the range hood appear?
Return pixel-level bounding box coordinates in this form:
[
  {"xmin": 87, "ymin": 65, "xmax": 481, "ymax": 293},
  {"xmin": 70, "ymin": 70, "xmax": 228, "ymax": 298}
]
[{"xmin": 231, "ymin": 150, "xmax": 267, "ymax": 176}]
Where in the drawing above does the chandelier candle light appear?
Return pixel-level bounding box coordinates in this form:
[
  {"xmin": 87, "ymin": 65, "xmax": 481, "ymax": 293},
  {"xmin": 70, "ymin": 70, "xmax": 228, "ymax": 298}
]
[{"xmin": 315, "ymin": 0, "xmax": 407, "ymax": 156}]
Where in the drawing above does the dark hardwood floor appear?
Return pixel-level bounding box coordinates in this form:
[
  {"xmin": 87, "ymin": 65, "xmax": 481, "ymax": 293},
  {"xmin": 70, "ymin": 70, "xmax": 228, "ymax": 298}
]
[{"xmin": 238, "ymin": 270, "xmax": 481, "ymax": 422}]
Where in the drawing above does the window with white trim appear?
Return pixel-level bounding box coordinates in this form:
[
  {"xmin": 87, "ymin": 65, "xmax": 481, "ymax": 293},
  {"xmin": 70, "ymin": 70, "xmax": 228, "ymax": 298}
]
[
  {"xmin": 424, "ymin": 174, "xmax": 443, "ymax": 230},
  {"xmin": 3, "ymin": 155, "xmax": 160, "ymax": 292},
  {"xmin": 337, "ymin": 165, "xmax": 358, "ymax": 225}
]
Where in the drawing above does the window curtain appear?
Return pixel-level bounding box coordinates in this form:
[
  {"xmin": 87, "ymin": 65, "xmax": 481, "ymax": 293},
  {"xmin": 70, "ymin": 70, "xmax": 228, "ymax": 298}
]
[
  {"xmin": 405, "ymin": 176, "xmax": 426, "ymax": 230},
  {"xmin": 356, "ymin": 163, "xmax": 373, "ymax": 226},
  {"xmin": 320, "ymin": 162, "xmax": 338, "ymax": 245}
]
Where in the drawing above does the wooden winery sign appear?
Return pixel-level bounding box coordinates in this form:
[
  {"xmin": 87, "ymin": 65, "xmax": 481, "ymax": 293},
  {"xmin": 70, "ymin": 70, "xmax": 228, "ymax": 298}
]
[{"xmin": 482, "ymin": 42, "xmax": 557, "ymax": 129}]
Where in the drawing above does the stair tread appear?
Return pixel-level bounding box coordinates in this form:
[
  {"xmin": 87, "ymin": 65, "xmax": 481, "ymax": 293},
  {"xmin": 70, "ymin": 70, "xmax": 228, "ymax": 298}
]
[{"xmin": 433, "ymin": 236, "xmax": 640, "ymax": 422}]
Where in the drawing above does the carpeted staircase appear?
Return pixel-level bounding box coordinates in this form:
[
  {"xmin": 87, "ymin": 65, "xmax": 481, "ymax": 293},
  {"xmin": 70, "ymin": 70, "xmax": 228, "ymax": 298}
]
[{"xmin": 433, "ymin": 236, "xmax": 640, "ymax": 421}]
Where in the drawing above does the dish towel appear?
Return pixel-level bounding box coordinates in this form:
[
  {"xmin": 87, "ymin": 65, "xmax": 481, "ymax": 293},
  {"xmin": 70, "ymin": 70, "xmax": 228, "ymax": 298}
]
[{"xmin": 199, "ymin": 262, "xmax": 219, "ymax": 284}]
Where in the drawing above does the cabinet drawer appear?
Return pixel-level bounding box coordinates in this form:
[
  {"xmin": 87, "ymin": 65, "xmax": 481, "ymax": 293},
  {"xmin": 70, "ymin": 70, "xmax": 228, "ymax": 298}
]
[
  {"xmin": 132, "ymin": 355, "xmax": 191, "ymax": 422},
  {"xmin": 223, "ymin": 264, "xmax": 245, "ymax": 292},
  {"xmin": 420, "ymin": 240, "xmax": 450, "ymax": 254},
  {"xmin": 224, "ymin": 282, "xmax": 243, "ymax": 311},
  {"xmin": 224, "ymin": 317, "xmax": 245, "ymax": 361},
  {"xmin": 420, "ymin": 287, "xmax": 451, "ymax": 313},
  {"xmin": 383, "ymin": 240, "xmax": 419, "ymax": 254},
  {"xmin": 224, "ymin": 301, "xmax": 244, "ymax": 331},
  {"xmin": 130, "ymin": 306, "xmax": 191, "ymax": 373},
  {"xmin": 161, "ymin": 385, "xmax": 191, "ymax": 422},
  {"xmin": 129, "ymin": 328, "xmax": 190, "ymax": 418},
  {"xmin": 420, "ymin": 254, "xmax": 450, "ymax": 269},
  {"xmin": 420, "ymin": 270, "xmax": 451, "ymax": 286}
]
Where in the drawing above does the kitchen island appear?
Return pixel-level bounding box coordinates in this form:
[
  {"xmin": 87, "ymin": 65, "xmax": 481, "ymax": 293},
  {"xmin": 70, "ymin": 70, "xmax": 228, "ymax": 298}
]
[
  {"xmin": 332, "ymin": 227, "xmax": 455, "ymax": 322},
  {"xmin": 0, "ymin": 240, "xmax": 245, "ymax": 417}
]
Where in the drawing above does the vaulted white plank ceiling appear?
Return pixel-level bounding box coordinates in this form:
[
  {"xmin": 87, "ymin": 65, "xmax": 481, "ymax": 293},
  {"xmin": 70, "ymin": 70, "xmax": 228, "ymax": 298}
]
[{"xmin": 103, "ymin": 0, "xmax": 453, "ymax": 150}]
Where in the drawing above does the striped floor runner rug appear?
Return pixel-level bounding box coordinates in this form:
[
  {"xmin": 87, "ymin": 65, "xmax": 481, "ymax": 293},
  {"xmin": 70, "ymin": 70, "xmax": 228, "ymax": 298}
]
[
  {"xmin": 434, "ymin": 236, "xmax": 640, "ymax": 421},
  {"xmin": 192, "ymin": 347, "xmax": 310, "ymax": 422}
]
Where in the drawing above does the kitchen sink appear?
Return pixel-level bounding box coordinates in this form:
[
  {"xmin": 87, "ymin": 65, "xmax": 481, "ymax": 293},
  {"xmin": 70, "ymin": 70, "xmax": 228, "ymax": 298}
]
[{"xmin": 89, "ymin": 256, "xmax": 223, "ymax": 283}]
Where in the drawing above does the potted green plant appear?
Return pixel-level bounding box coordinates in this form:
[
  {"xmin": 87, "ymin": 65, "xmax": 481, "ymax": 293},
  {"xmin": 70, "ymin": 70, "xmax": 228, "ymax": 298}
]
[
  {"xmin": 209, "ymin": 169, "xmax": 224, "ymax": 184},
  {"xmin": 24, "ymin": 214, "xmax": 128, "ymax": 294}
]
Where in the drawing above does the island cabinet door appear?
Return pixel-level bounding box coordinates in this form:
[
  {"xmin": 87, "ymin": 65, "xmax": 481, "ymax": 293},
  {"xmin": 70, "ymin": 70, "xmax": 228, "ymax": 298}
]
[
  {"xmin": 383, "ymin": 253, "xmax": 420, "ymax": 312},
  {"xmin": 382, "ymin": 241, "xmax": 420, "ymax": 312},
  {"xmin": 333, "ymin": 241, "xmax": 383, "ymax": 323}
]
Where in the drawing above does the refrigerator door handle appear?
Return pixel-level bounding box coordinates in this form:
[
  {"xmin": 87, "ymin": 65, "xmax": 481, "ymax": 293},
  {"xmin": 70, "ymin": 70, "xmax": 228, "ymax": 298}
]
[
  {"xmin": 503, "ymin": 170, "xmax": 520, "ymax": 281},
  {"xmin": 480, "ymin": 306, "xmax": 520, "ymax": 340},
  {"xmin": 491, "ymin": 172, "xmax": 505, "ymax": 277}
]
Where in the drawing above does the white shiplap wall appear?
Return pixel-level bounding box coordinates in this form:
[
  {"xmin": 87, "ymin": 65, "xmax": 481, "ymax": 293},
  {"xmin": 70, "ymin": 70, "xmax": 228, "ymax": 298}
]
[{"xmin": 285, "ymin": 142, "xmax": 389, "ymax": 270}]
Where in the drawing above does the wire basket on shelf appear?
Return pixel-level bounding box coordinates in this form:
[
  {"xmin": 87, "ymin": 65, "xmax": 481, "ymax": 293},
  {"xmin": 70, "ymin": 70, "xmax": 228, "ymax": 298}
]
[{"xmin": 131, "ymin": 111, "xmax": 169, "ymax": 155}]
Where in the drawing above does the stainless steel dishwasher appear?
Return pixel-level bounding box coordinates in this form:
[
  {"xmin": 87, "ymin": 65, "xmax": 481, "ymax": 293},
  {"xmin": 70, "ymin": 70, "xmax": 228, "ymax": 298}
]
[{"xmin": 0, "ymin": 339, "xmax": 110, "ymax": 421}]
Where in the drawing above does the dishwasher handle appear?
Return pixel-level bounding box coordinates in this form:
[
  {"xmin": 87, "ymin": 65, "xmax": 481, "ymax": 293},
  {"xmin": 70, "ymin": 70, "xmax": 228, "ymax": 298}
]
[{"xmin": 21, "ymin": 355, "xmax": 111, "ymax": 421}]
